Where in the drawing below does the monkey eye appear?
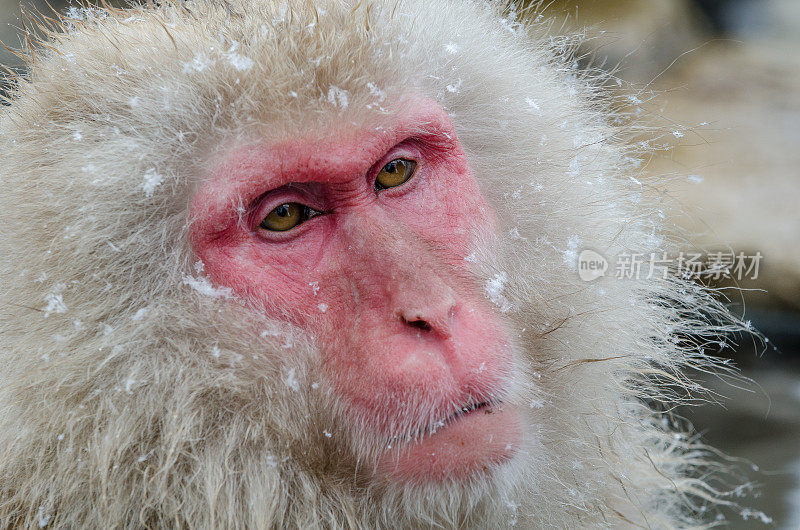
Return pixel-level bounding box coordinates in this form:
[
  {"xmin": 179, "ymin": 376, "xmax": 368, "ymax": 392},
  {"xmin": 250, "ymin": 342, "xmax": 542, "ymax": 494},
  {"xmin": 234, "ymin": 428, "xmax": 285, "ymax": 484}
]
[
  {"xmin": 374, "ymin": 159, "xmax": 417, "ymax": 191},
  {"xmin": 259, "ymin": 203, "xmax": 316, "ymax": 232}
]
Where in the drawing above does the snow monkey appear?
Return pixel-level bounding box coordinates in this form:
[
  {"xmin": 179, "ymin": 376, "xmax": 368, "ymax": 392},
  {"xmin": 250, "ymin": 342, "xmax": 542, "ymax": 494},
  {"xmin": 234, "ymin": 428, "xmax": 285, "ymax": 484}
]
[{"xmin": 0, "ymin": 1, "xmax": 749, "ymax": 528}]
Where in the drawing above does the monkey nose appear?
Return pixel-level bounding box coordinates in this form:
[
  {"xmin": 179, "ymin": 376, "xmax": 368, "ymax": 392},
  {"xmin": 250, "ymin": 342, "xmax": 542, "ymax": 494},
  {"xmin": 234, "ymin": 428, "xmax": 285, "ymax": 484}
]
[
  {"xmin": 401, "ymin": 314, "xmax": 434, "ymax": 332},
  {"xmin": 398, "ymin": 299, "xmax": 455, "ymax": 339}
]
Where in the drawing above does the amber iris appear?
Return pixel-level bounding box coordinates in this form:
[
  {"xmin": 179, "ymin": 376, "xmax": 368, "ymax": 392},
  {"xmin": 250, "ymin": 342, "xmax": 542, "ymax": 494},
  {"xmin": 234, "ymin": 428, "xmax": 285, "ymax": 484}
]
[
  {"xmin": 260, "ymin": 203, "xmax": 312, "ymax": 232},
  {"xmin": 375, "ymin": 159, "xmax": 417, "ymax": 190}
]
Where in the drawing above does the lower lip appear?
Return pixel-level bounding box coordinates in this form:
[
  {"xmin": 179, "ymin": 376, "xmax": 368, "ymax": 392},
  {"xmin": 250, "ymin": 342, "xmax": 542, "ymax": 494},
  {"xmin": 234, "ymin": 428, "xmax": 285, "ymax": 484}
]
[{"xmin": 378, "ymin": 404, "xmax": 522, "ymax": 483}]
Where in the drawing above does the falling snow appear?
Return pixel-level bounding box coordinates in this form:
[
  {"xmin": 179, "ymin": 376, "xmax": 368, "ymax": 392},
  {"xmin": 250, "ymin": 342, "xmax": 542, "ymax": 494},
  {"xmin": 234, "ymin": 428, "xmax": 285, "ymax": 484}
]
[
  {"xmin": 36, "ymin": 506, "xmax": 51, "ymax": 528},
  {"xmin": 366, "ymin": 82, "xmax": 386, "ymax": 102},
  {"xmin": 327, "ymin": 86, "xmax": 349, "ymax": 108},
  {"xmin": 445, "ymin": 78, "xmax": 463, "ymax": 93},
  {"xmin": 224, "ymin": 45, "xmax": 255, "ymax": 71},
  {"xmin": 130, "ymin": 308, "xmax": 148, "ymax": 321},
  {"xmin": 182, "ymin": 275, "xmax": 233, "ymax": 299},
  {"xmin": 44, "ymin": 284, "xmax": 67, "ymax": 317},
  {"xmin": 739, "ymin": 509, "xmax": 773, "ymax": 524},
  {"xmin": 183, "ymin": 52, "xmax": 215, "ymax": 74},
  {"xmin": 485, "ymin": 273, "xmax": 512, "ymax": 312},
  {"xmin": 141, "ymin": 168, "xmax": 164, "ymax": 198},
  {"xmin": 562, "ymin": 236, "xmax": 581, "ymax": 269},
  {"xmin": 264, "ymin": 453, "xmax": 279, "ymax": 467},
  {"xmin": 444, "ymin": 42, "xmax": 460, "ymax": 54},
  {"xmin": 284, "ymin": 368, "xmax": 300, "ymax": 391},
  {"xmin": 226, "ymin": 53, "xmax": 254, "ymax": 71}
]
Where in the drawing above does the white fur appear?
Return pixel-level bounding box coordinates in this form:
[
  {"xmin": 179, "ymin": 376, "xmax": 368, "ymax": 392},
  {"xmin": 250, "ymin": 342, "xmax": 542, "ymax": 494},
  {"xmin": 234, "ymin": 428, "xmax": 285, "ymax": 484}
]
[{"xmin": 0, "ymin": 1, "xmax": 750, "ymax": 527}]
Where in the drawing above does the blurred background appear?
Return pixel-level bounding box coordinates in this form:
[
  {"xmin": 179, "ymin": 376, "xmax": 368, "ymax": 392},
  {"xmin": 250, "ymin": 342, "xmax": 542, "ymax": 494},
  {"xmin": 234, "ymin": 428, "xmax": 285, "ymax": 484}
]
[
  {"xmin": 2, "ymin": 0, "xmax": 799, "ymax": 526},
  {"xmin": 533, "ymin": 1, "xmax": 800, "ymax": 527}
]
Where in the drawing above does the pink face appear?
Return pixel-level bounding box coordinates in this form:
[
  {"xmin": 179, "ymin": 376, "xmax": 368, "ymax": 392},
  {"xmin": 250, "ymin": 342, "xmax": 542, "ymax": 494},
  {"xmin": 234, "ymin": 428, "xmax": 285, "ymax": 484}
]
[{"xmin": 191, "ymin": 100, "xmax": 521, "ymax": 483}]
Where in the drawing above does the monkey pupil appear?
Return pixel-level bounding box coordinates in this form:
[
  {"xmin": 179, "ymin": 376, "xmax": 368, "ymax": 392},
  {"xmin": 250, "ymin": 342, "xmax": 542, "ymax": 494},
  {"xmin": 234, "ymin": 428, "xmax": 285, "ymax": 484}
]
[
  {"xmin": 276, "ymin": 205, "xmax": 290, "ymax": 217},
  {"xmin": 385, "ymin": 162, "xmax": 397, "ymax": 173}
]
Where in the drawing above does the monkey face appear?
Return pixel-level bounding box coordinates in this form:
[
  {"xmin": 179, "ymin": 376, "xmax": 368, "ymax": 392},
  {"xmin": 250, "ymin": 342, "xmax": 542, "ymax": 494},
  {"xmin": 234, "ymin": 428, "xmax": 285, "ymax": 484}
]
[{"xmin": 191, "ymin": 99, "xmax": 522, "ymax": 483}]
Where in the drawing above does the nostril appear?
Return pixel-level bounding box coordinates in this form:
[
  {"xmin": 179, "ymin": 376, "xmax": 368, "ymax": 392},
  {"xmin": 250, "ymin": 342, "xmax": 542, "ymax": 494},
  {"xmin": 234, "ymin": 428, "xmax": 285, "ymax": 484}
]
[{"xmin": 403, "ymin": 316, "xmax": 432, "ymax": 332}]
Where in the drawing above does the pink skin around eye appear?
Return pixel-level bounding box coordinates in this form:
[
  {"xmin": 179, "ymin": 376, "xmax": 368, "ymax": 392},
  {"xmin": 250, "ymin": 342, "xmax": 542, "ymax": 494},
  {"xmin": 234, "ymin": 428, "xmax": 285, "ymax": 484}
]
[{"xmin": 190, "ymin": 99, "xmax": 522, "ymax": 483}]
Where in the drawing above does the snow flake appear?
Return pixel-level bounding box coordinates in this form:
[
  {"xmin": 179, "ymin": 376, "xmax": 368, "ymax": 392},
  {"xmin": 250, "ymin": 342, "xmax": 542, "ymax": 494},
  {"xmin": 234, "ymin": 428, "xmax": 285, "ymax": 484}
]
[
  {"xmin": 227, "ymin": 53, "xmax": 254, "ymax": 71},
  {"xmin": 130, "ymin": 307, "xmax": 148, "ymax": 321},
  {"xmin": 284, "ymin": 368, "xmax": 300, "ymax": 391},
  {"xmin": 509, "ymin": 227, "xmax": 527, "ymax": 240},
  {"xmin": 36, "ymin": 506, "xmax": 51, "ymax": 528},
  {"xmin": 444, "ymin": 42, "xmax": 460, "ymax": 54},
  {"xmin": 739, "ymin": 509, "xmax": 772, "ymax": 524},
  {"xmin": 327, "ymin": 86, "xmax": 350, "ymax": 108},
  {"xmin": 183, "ymin": 52, "xmax": 215, "ymax": 74},
  {"xmin": 567, "ymin": 156, "xmax": 583, "ymax": 176},
  {"xmin": 525, "ymin": 98, "xmax": 541, "ymax": 111},
  {"xmin": 141, "ymin": 168, "xmax": 164, "ymax": 198},
  {"xmin": 182, "ymin": 275, "xmax": 233, "ymax": 299},
  {"xmin": 64, "ymin": 6, "xmax": 107, "ymax": 24},
  {"xmin": 366, "ymin": 82, "xmax": 386, "ymax": 102},
  {"xmin": 500, "ymin": 13, "xmax": 520, "ymax": 34},
  {"xmin": 44, "ymin": 284, "xmax": 67, "ymax": 317},
  {"xmin": 445, "ymin": 78, "xmax": 463, "ymax": 94},
  {"xmin": 224, "ymin": 45, "xmax": 254, "ymax": 71},
  {"xmin": 562, "ymin": 236, "xmax": 581, "ymax": 269},
  {"xmin": 485, "ymin": 273, "xmax": 512, "ymax": 312}
]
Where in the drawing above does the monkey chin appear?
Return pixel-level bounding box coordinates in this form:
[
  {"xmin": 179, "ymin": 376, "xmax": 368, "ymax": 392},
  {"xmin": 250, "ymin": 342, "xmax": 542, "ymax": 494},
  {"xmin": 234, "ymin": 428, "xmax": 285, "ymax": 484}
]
[{"xmin": 378, "ymin": 403, "xmax": 522, "ymax": 484}]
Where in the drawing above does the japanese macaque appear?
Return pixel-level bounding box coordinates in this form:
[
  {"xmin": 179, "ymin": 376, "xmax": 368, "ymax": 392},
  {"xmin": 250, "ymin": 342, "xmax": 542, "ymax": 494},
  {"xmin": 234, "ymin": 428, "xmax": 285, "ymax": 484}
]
[{"xmin": 0, "ymin": 1, "xmax": 747, "ymax": 528}]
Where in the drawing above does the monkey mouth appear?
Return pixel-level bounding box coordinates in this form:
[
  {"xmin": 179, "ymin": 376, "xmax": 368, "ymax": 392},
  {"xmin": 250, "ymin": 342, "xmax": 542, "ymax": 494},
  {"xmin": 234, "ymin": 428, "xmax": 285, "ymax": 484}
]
[
  {"xmin": 427, "ymin": 400, "xmax": 501, "ymax": 435},
  {"xmin": 455, "ymin": 401, "xmax": 493, "ymax": 418}
]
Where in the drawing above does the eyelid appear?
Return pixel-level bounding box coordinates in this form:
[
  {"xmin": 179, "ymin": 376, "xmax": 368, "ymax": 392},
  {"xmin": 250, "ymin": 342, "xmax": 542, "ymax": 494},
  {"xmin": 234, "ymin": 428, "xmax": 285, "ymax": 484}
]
[
  {"xmin": 249, "ymin": 187, "xmax": 323, "ymax": 231},
  {"xmin": 368, "ymin": 139, "xmax": 423, "ymax": 188}
]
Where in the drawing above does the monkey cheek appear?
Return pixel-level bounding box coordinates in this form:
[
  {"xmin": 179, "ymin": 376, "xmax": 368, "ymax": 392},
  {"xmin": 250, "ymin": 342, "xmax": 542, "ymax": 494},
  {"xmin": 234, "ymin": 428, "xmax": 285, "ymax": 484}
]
[{"xmin": 377, "ymin": 404, "xmax": 522, "ymax": 484}]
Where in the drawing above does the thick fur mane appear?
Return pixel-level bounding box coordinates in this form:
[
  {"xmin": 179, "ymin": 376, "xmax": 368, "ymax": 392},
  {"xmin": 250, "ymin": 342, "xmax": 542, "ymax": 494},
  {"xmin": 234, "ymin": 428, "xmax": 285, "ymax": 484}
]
[{"xmin": 0, "ymin": 1, "xmax": 748, "ymax": 527}]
